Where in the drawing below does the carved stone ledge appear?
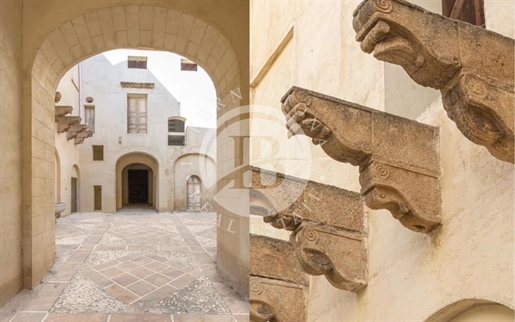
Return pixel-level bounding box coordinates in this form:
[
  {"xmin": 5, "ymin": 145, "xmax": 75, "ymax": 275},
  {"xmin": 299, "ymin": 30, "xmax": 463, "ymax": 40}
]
[
  {"xmin": 74, "ymin": 130, "xmax": 94, "ymax": 145},
  {"xmin": 57, "ymin": 116, "xmax": 81, "ymax": 133},
  {"xmin": 120, "ymin": 82, "xmax": 155, "ymax": 89},
  {"xmin": 353, "ymin": 0, "xmax": 514, "ymax": 163},
  {"xmin": 250, "ymin": 235, "xmax": 308, "ymax": 322},
  {"xmin": 67, "ymin": 124, "xmax": 88, "ymax": 140},
  {"xmin": 251, "ymin": 167, "xmax": 366, "ymax": 232},
  {"xmin": 281, "ymin": 86, "xmax": 441, "ymax": 233},
  {"xmin": 54, "ymin": 106, "xmax": 72, "ymax": 122},
  {"xmin": 251, "ymin": 168, "xmax": 369, "ymax": 292}
]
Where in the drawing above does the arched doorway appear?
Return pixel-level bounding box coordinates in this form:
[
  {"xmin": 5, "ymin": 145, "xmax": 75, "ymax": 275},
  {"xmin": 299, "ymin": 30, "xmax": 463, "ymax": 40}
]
[
  {"xmin": 425, "ymin": 299, "xmax": 514, "ymax": 322},
  {"xmin": 122, "ymin": 163, "xmax": 154, "ymax": 208},
  {"xmin": 116, "ymin": 152, "xmax": 158, "ymax": 212},
  {"xmin": 24, "ymin": 2, "xmax": 248, "ymax": 294},
  {"xmin": 187, "ymin": 175, "xmax": 202, "ymax": 211}
]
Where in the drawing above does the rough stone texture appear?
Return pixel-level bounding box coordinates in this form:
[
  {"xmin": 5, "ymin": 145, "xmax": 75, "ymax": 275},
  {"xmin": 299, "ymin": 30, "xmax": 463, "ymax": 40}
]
[
  {"xmin": 54, "ymin": 105, "xmax": 72, "ymax": 121},
  {"xmin": 249, "ymin": 276, "xmax": 307, "ymax": 322},
  {"xmin": 281, "ymin": 86, "xmax": 441, "ymax": 233},
  {"xmin": 252, "ymin": 167, "xmax": 367, "ymax": 232},
  {"xmin": 56, "ymin": 115, "xmax": 80, "ymax": 133},
  {"xmin": 249, "ymin": 235, "xmax": 308, "ymax": 322},
  {"xmin": 353, "ymin": 0, "xmax": 515, "ymax": 163}
]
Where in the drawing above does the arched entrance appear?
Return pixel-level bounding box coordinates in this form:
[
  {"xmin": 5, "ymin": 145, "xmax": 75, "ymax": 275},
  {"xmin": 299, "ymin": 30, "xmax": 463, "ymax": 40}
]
[
  {"xmin": 116, "ymin": 152, "xmax": 158, "ymax": 211},
  {"xmin": 24, "ymin": 2, "xmax": 248, "ymax": 294},
  {"xmin": 187, "ymin": 175, "xmax": 202, "ymax": 211},
  {"xmin": 425, "ymin": 299, "xmax": 514, "ymax": 322}
]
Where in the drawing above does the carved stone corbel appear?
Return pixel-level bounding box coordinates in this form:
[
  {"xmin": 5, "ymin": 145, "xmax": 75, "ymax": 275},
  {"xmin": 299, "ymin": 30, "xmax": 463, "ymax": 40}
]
[
  {"xmin": 353, "ymin": 0, "xmax": 515, "ymax": 163},
  {"xmin": 67, "ymin": 124, "xmax": 88, "ymax": 140},
  {"xmin": 55, "ymin": 106, "xmax": 73, "ymax": 122},
  {"xmin": 250, "ymin": 235, "xmax": 308, "ymax": 322},
  {"xmin": 281, "ymin": 86, "xmax": 441, "ymax": 233},
  {"xmin": 74, "ymin": 130, "xmax": 93, "ymax": 145},
  {"xmin": 57, "ymin": 116, "xmax": 81, "ymax": 133},
  {"xmin": 251, "ymin": 167, "xmax": 368, "ymax": 292}
]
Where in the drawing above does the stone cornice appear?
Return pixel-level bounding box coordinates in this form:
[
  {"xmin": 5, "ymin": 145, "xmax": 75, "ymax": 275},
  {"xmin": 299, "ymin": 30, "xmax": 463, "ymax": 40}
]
[
  {"xmin": 57, "ymin": 115, "xmax": 80, "ymax": 133},
  {"xmin": 353, "ymin": 0, "xmax": 514, "ymax": 163},
  {"xmin": 251, "ymin": 168, "xmax": 368, "ymax": 292},
  {"xmin": 67, "ymin": 124, "xmax": 88, "ymax": 140},
  {"xmin": 281, "ymin": 86, "xmax": 442, "ymax": 233},
  {"xmin": 55, "ymin": 105, "xmax": 72, "ymax": 122},
  {"xmin": 250, "ymin": 235, "xmax": 308, "ymax": 322},
  {"xmin": 120, "ymin": 82, "xmax": 155, "ymax": 89}
]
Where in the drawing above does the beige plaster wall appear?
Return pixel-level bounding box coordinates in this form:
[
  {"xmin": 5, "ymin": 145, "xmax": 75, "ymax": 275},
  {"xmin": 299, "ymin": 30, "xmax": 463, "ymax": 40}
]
[
  {"xmin": 450, "ymin": 304, "xmax": 514, "ymax": 321},
  {"xmin": 55, "ymin": 66, "xmax": 81, "ymax": 216},
  {"xmin": 250, "ymin": 0, "xmax": 514, "ymax": 320},
  {"xmin": 0, "ymin": 0, "xmax": 24, "ymax": 307}
]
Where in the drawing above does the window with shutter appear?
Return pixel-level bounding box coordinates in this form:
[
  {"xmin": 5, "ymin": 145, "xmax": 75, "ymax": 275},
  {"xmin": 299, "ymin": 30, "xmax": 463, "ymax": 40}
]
[
  {"xmin": 128, "ymin": 56, "xmax": 148, "ymax": 69},
  {"xmin": 167, "ymin": 118, "xmax": 186, "ymax": 146},
  {"xmin": 127, "ymin": 94, "xmax": 148, "ymax": 134},
  {"xmin": 85, "ymin": 105, "xmax": 95, "ymax": 132}
]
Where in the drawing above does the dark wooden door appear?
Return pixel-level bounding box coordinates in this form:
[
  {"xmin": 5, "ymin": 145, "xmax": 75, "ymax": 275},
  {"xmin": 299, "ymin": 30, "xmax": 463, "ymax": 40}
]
[
  {"xmin": 128, "ymin": 170, "xmax": 148, "ymax": 204},
  {"xmin": 94, "ymin": 185, "xmax": 102, "ymax": 211},
  {"xmin": 71, "ymin": 177, "xmax": 77, "ymax": 212}
]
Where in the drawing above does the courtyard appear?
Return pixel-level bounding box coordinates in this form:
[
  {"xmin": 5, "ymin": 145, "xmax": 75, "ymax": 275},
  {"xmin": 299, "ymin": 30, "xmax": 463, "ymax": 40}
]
[{"xmin": 0, "ymin": 212, "xmax": 248, "ymax": 322}]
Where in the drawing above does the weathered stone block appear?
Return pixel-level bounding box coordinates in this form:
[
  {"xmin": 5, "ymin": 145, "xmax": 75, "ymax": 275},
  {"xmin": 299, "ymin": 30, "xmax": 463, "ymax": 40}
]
[{"xmin": 353, "ymin": 0, "xmax": 514, "ymax": 163}]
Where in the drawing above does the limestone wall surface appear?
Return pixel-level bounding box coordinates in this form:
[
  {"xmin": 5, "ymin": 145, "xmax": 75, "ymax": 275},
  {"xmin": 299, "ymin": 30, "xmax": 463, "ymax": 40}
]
[
  {"xmin": 0, "ymin": 0, "xmax": 24, "ymax": 307},
  {"xmin": 250, "ymin": 0, "xmax": 514, "ymax": 320}
]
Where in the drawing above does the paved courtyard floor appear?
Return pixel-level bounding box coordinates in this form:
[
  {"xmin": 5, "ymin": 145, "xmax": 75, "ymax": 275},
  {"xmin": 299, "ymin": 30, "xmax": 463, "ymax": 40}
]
[{"xmin": 0, "ymin": 212, "xmax": 248, "ymax": 322}]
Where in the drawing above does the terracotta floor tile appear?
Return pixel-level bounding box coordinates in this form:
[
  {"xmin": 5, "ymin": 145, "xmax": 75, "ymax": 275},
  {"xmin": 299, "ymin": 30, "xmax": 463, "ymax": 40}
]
[
  {"xmin": 100, "ymin": 266, "xmax": 125, "ymax": 278},
  {"xmin": 112, "ymin": 272, "xmax": 140, "ymax": 287},
  {"xmin": 129, "ymin": 266, "xmax": 155, "ymax": 279},
  {"xmin": 105, "ymin": 284, "xmax": 139, "ymax": 304},
  {"xmin": 126, "ymin": 280, "xmax": 156, "ymax": 297},
  {"xmin": 172, "ymin": 315, "xmax": 234, "ymax": 322},
  {"xmin": 83, "ymin": 269, "xmax": 115, "ymax": 288},
  {"xmin": 145, "ymin": 261, "xmax": 167, "ymax": 272},
  {"xmin": 45, "ymin": 313, "xmax": 109, "ymax": 321},
  {"xmin": 145, "ymin": 273, "xmax": 171, "ymax": 287},
  {"xmin": 11, "ymin": 312, "xmax": 47, "ymax": 322},
  {"xmin": 160, "ymin": 267, "xmax": 184, "ymax": 280},
  {"xmin": 169, "ymin": 273, "xmax": 197, "ymax": 289},
  {"xmin": 109, "ymin": 314, "xmax": 172, "ymax": 322}
]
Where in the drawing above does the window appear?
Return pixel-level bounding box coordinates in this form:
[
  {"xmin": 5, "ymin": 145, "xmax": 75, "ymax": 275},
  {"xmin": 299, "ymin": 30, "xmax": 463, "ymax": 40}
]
[
  {"xmin": 442, "ymin": 0, "xmax": 485, "ymax": 27},
  {"xmin": 168, "ymin": 117, "xmax": 185, "ymax": 146},
  {"xmin": 180, "ymin": 58, "xmax": 198, "ymax": 71},
  {"xmin": 128, "ymin": 56, "xmax": 148, "ymax": 69},
  {"xmin": 127, "ymin": 94, "xmax": 147, "ymax": 134},
  {"xmin": 84, "ymin": 105, "xmax": 95, "ymax": 132},
  {"xmin": 92, "ymin": 145, "xmax": 104, "ymax": 161}
]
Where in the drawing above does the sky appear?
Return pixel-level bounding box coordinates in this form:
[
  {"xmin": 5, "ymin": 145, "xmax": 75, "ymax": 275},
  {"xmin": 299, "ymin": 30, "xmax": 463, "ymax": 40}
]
[{"xmin": 103, "ymin": 49, "xmax": 217, "ymax": 129}]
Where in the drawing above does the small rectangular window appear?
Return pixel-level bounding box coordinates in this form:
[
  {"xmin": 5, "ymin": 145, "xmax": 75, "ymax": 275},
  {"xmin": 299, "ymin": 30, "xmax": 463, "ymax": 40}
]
[
  {"xmin": 180, "ymin": 58, "xmax": 198, "ymax": 71},
  {"xmin": 92, "ymin": 145, "xmax": 104, "ymax": 161},
  {"xmin": 128, "ymin": 56, "xmax": 148, "ymax": 69},
  {"xmin": 168, "ymin": 135, "xmax": 185, "ymax": 146},
  {"xmin": 85, "ymin": 105, "xmax": 95, "ymax": 132}
]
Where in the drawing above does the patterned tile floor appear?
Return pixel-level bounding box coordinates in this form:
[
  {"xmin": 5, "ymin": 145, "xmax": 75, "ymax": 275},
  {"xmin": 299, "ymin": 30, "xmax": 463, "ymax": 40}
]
[{"xmin": 0, "ymin": 212, "xmax": 249, "ymax": 322}]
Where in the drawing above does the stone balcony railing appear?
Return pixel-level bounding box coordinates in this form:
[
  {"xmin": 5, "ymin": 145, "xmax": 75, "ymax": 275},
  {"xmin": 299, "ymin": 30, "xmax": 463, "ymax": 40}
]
[
  {"xmin": 281, "ymin": 86, "xmax": 442, "ymax": 233},
  {"xmin": 251, "ymin": 167, "xmax": 368, "ymax": 292},
  {"xmin": 353, "ymin": 0, "xmax": 514, "ymax": 163},
  {"xmin": 250, "ymin": 235, "xmax": 309, "ymax": 322}
]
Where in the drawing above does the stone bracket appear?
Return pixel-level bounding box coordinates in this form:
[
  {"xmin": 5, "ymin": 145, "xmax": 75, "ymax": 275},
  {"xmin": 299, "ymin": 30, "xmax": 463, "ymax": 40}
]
[
  {"xmin": 353, "ymin": 0, "xmax": 515, "ymax": 163},
  {"xmin": 67, "ymin": 124, "xmax": 88, "ymax": 140},
  {"xmin": 55, "ymin": 105, "xmax": 73, "ymax": 122},
  {"xmin": 250, "ymin": 235, "xmax": 308, "ymax": 321},
  {"xmin": 251, "ymin": 167, "xmax": 369, "ymax": 292},
  {"xmin": 74, "ymin": 130, "xmax": 93, "ymax": 145},
  {"xmin": 57, "ymin": 115, "xmax": 81, "ymax": 133},
  {"xmin": 281, "ymin": 86, "xmax": 442, "ymax": 233},
  {"xmin": 250, "ymin": 276, "xmax": 307, "ymax": 322},
  {"xmin": 292, "ymin": 223, "xmax": 367, "ymax": 292}
]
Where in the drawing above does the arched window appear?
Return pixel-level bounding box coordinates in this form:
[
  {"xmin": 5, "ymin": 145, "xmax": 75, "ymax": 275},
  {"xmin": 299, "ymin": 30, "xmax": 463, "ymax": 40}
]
[{"xmin": 168, "ymin": 117, "xmax": 186, "ymax": 146}]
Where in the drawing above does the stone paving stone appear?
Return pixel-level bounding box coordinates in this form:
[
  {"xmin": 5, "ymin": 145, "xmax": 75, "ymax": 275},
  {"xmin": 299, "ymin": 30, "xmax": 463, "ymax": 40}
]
[
  {"xmin": 100, "ymin": 266, "xmax": 125, "ymax": 278},
  {"xmin": 126, "ymin": 280, "xmax": 157, "ymax": 297},
  {"xmin": 129, "ymin": 266, "xmax": 155, "ymax": 279},
  {"xmin": 169, "ymin": 273, "xmax": 197, "ymax": 289},
  {"xmin": 116, "ymin": 261, "xmax": 140, "ymax": 271},
  {"xmin": 233, "ymin": 314, "xmax": 250, "ymax": 322},
  {"xmin": 49, "ymin": 262, "xmax": 82, "ymax": 282},
  {"xmin": 160, "ymin": 267, "xmax": 185, "ymax": 280},
  {"xmin": 172, "ymin": 315, "xmax": 234, "ymax": 322},
  {"xmin": 10, "ymin": 312, "xmax": 47, "ymax": 322},
  {"xmin": 133, "ymin": 285, "xmax": 176, "ymax": 312},
  {"xmin": 112, "ymin": 273, "xmax": 140, "ymax": 287},
  {"xmin": 105, "ymin": 284, "xmax": 139, "ymax": 304},
  {"xmin": 22, "ymin": 282, "xmax": 68, "ymax": 311},
  {"xmin": 67, "ymin": 249, "xmax": 92, "ymax": 262},
  {"xmin": 145, "ymin": 261, "xmax": 167, "ymax": 271},
  {"xmin": 110, "ymin": 314, "xmax": 172, "ymax": 321},
  {"xmin": 145, "ymin": 273, "xmax": 171, "ymax": 287},
  {"xmin": 189, "ymin": 246, "xmax": 205, "ymax": 252},
  {"xmin": 94, "ymin": 259, "xmax": 122, "ymax": 271},
  {"xmin": 45, "ymin": 313, "xmax": 109, "ymax": 321},
  {"xmin": 83, "ymin": 269, "xmax": 114, "ymax": 288}
]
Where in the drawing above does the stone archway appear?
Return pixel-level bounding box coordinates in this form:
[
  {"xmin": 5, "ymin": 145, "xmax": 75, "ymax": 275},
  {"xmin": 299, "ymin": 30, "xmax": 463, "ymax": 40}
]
[
  {"xmin": 24, "ymin": 3, "xmax": 248, "ymax": 293},
  {"xmin": 425, "ymin": 299, "xmax": 515, "ymax": 322}
]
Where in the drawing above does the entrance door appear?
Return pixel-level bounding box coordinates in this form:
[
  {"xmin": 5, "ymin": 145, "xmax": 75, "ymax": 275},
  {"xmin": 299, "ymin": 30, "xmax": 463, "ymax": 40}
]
[
  {"xmin": 71, "ymin": 177, "xmax": 77, "ymax": 212},
  {"xmin": 94, "ymin": 185, "xmax": 102, "ymax": 210},
  {"xmin": 187, "ymin": 176, "xmax": 202, "ymax": 211},
  {"xmin": 128, "ymin": 170, "xmax": 148, "ymax": 204}
]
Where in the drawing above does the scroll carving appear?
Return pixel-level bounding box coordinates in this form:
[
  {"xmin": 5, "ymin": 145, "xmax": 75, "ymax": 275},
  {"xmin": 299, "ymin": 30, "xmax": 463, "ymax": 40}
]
[
  {"xmin": 281, "ymin": 87, "xmax": 441, "ymax": 233},
  {"xmin": 353, "ymin": 0, "xmax": 515, "ymax": 163},
  {"xmin": 250, "ymin": 235, "xmax": 308, "ymax": 322},
  {"xmin": 251, "ymin": 167, "xmax": 369, "ymax": 292}
]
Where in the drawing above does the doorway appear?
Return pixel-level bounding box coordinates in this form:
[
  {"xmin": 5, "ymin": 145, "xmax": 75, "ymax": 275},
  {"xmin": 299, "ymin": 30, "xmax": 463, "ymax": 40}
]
[
  {"xmin": 187, "ymin": 176, "xmax": 202, "ymax": 211},
  {"xmin": 128, "ymin": 170, "xmax": 149, "ymax": 204},
  {"xmin": 94, "ymin": 185, "xmax": 102, "ymax": 211},
  {"xmin": 71, "ymin": 177, "xmax": 78, "ymax": 213}
]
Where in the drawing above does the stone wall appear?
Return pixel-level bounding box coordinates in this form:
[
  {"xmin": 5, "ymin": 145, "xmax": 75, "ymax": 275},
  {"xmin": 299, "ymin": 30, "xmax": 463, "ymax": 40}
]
[{"xmin": 0, "ymin": 0, "xmax": 24, "ymax": 307}]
